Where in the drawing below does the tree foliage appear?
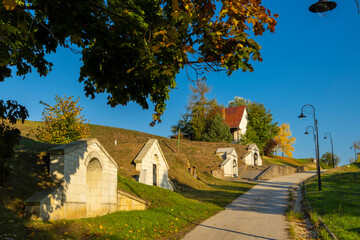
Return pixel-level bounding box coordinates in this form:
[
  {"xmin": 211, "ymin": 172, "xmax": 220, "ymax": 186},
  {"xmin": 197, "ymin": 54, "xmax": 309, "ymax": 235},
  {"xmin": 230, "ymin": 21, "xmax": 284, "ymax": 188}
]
[
  {"xmin": 187, "ymin": 81, "xmax": 222, "ymax": 141},
  {"xmin": 172, "ymin": 80, "xmax": 229, "ymax": 142},
  {"xmin": 352, "ymin": 140, "xmax": 360, "ymax": 162},
  {"xmin": 263, "ymin": 138, "xmax": 277, "ymax": 157},
  {"xmin": 1, "ymin": 0, "xmax": 277, "ymax": 125},
  {"xmin": 228, "ymin": 96, "xmax": 252, "ymax": 108},
  {"xmin": 203, "ymin": 114, "xmax": 232, "ymax": 143},
  {"xmin": 274, "ymin": 123, "xmax": 296, "ymax": 157},
  {"xmin": 0, "ymin": 100, "xmax": 28, "ymax": 185},
  {"xmin": 320, "ymin": 152, "xmax": 340, "ymax": 169},
  {"xmin": 36, "ymin": 96, "xmax": 89, "ymax": 144},
  {"xmin": 170, "ymin": 113, "xmax": 192, "ymax": 137},
  {"xmin": 228, "ymin": 96, "xmax": 279, "ymax": 153}
]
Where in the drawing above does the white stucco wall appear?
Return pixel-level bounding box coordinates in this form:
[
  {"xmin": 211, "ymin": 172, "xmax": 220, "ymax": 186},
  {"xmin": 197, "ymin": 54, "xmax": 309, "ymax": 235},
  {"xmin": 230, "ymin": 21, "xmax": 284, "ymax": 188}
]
[
  {"xmin": 217, "ymin": 149, "xmax": 238, "ymax": 177},
  {"xmin": 221, "ymin": 155, "xmax": 238, "ymax": 177},
  {"xmin": 27, "ymin": 139, "xmax": 119, "ymax": 220},
  {"xmin": 135, "ymin": 140, "xmax": 173, "ymax": 191},
  {"xmin": 242, "ymin": 144, "xmax": 262, "ymax": 166},
  {"xmin": 239, "ymin": 110, "xmax": 248, "ymax": 136}
]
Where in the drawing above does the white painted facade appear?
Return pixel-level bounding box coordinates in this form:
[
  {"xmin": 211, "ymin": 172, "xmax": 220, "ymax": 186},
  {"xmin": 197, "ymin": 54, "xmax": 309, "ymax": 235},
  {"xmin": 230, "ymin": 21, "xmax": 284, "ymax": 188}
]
[
  {"xmin": 134, "ymin": 139, "xmax": 173, "ymax": 191},
  {"xmin": 239, "ymin": 110, "xmax": 248, "ymax": 136},
  {"xmin": 242, "ymin": 144, "xmax": 262, "ymax": 166},
  {"xmin": 216, "ymin": 148, "xmax": 238, "ymax": 177},
  {"xmin": 25, "ymin": 138, "xmax": 119, "ymax": 220}
]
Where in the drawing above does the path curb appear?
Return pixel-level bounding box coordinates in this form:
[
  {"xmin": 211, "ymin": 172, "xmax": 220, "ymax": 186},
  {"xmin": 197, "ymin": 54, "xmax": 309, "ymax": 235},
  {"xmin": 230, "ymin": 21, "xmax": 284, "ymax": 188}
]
[{"xmin": 294, "ymin": 175, "xmax": 338, "ymax": 240}]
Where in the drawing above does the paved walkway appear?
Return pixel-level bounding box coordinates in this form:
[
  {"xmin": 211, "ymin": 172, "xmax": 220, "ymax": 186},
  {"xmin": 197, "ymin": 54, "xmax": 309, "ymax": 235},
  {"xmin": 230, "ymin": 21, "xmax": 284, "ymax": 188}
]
[{"xmin": 182, "ymin": 171, "xmax": 316, "ymax": 240}]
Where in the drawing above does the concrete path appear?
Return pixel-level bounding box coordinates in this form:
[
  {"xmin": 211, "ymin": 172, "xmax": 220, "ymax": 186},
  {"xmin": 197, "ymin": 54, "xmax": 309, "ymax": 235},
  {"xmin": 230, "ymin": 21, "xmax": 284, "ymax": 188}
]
[{"xmin": 182, "ymin": 171, "xmax": 316, "ymax": 240}]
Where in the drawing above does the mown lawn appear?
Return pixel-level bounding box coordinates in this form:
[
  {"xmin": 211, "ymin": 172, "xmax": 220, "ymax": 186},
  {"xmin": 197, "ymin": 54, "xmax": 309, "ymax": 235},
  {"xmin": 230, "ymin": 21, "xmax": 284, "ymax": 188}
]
[{"xmin": 305, "ymin": 165, "xmax": 360, "ymax": 239}]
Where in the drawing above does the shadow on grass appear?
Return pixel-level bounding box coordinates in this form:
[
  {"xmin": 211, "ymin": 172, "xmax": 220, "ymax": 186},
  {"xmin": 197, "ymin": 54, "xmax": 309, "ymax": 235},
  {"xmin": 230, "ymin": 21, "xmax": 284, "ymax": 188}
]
[
  {"xmin": 0, "ymin": 137, "xmax": 61, "ymax": 239},
  {"xmin": 15, "ymin": 136, "xmax": 58, "ymax": 153},
  {"xmin": 348, "ymin": 227, "xmax": 360, "ymax": 234}
]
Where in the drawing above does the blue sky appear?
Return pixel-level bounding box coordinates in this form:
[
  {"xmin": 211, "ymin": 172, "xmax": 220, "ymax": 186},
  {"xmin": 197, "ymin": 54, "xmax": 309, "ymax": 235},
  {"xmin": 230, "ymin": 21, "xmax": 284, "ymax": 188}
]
[{"xmin": 1, "ymin": 0, "xmax": 359, "ymax": 165}]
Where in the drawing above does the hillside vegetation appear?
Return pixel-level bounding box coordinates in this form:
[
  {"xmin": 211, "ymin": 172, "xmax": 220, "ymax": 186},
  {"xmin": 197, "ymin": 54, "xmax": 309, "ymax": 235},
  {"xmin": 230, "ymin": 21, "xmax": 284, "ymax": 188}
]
[
  {"xmin": 1, "ymin": 121, "xmax": 255, "ymax": 239},
  {"xmin": 262, "ymin": 155, "xmax": 316, "ymax": 169},
  {"xmin": 15, "ymin": 121, "xmax": 253, "ymax": 190},
  {"xmin": 305, "ymin": 163, "xmax": 360, "ymax": 239}
]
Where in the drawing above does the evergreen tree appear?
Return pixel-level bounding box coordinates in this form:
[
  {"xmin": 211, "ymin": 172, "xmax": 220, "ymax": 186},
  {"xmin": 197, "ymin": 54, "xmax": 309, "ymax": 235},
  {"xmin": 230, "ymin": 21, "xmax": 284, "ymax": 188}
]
[{"xmin": 203, "ymin": 114, "xmax": 232, "ymax": 143}]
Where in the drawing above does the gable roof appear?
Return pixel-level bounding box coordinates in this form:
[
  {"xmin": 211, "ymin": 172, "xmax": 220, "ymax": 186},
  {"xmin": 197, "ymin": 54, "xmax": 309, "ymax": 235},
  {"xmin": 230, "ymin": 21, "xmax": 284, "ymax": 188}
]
[
  {"xmin": 216, "ymin": 147, "xmax": 237, "ymax": 156},
  {"xmin": 49, "ymin": 138, "xmax": 118, "ymax": 169},
  {"xmin": 222, "ymin": 106, "xmax": 246, "ymax": 128},
  {"xmin": 133, "ymin": 139, "xmax": 169, "ymax": 169}
]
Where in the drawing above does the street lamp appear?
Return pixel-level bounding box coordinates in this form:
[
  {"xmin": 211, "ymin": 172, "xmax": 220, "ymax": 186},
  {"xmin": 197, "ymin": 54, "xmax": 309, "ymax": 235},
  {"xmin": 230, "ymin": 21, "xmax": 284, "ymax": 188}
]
[
  {"xmin": 350, "ymin": 146, "xmax": 358, "ymax": 162},
  {"xmin": 324, "ymin": 133, "xmax": 335, "ymax": 168},
  {"xmin": 309, "ymin": 0, "xmax": 337, "ymax": 13},
  {"xmin": 305, "ymin": 126, "xmax": 317, "ymax": 163},
  {"xmin": 298, "ymin": 104, "xmax": 322, "ymax": 191}
]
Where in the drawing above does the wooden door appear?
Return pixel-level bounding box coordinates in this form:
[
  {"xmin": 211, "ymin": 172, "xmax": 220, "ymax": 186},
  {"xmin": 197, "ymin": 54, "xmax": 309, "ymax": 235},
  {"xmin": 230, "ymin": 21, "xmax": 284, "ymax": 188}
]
[{"xmin": 153, "ymin": 164, "xmax": 157, "ymax": 186}]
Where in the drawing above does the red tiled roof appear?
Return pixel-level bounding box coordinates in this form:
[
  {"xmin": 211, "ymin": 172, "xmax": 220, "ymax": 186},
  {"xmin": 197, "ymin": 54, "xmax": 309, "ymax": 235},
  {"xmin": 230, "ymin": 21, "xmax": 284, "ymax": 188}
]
[{"xmin": 222, "ymin": 106, "xmax": 246, "ymax": 128}]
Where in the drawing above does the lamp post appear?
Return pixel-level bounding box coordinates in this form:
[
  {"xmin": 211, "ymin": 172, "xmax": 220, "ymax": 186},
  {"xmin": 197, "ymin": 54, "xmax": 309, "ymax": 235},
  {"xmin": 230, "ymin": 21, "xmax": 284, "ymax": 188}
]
[
  {"xmin": 305, "ymin": 126, "xmax": 317, "ymax": 163},
  {"xmin": 324, "ymin": 133, "xmax": 335, "ymax": 168},
  {"xmin": 350, "ymin": 146, "xmax": 357, "ymax": 162},
  {"xmin": 309, "ymin": 0, "xmax": 337, "ymax": 13},
  {"xmin": 299, "ymin": 104, "xmax": 321, "ymax": 191}
]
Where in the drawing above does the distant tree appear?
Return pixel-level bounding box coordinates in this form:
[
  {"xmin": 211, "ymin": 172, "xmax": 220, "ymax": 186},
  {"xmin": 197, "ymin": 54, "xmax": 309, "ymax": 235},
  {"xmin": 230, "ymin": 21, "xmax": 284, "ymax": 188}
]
[
  {"xmin": 228, "ymin": 96, "xmax": 251, "ymax": 108},
  {"xmin": 229, "ymin": 98, "xmax": 278, "ymax": 153},
  {"xmin": 172, "ymin": 80, "xmax": 228, "ymax": 141},
  {"xmin": 353, "ymin": 140, "xmax": 360, "ymax": 162},
  {"xmin": 203, "ymin": 114, "xmax": 232, "ymax": 143},
  {"xmin": 187, "ymin": 80, "xmax": 211, "ymax": 140},
  {"xmin": 186, "ymin": 80, "xmax": 223, "ymax": 141},
  {"xmin": 274, "ymin": 123, "xmax": 296, "ymax": 157},
  {"xmin": 263, "ymin": 139, "xmax": 278, "ymax": 157},
  {"xmin": 0, "ymin": 100, "xmax": 28, "ymax": 185},
  {"xmin": 36, "ymin": 96, "xmax": 89, "ymax": 144},
  {"xmin": 320, "ymin": 152, "xmax": 340, "ymax": 169},
  {"xmin": 170, "ymin": 113, "xmax": 192, "ymax": 137}
]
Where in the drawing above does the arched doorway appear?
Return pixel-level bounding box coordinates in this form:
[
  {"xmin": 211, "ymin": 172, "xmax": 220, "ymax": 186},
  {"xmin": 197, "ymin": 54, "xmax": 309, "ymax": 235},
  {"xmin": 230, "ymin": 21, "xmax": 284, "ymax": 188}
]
[
  {"xmin": 233, "ymin": 160, "xmax": 237, "ymax": 177},
  {"xmin": 254, "ymin": 153, "xmax": 259, "ymax": 166},
  {"xmin": 86, "ymin": 158, "xmax": 102, "ymax": 217}
]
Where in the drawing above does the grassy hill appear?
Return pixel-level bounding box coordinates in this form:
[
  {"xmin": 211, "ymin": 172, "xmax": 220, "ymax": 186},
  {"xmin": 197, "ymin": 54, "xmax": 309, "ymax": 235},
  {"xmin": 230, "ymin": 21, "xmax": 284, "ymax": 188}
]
[
  {"xmin": 1, "ymin": 121, "xmax": 256, "ymax": 239},
  {"xmin": 262, "ymin": 155, "xmax": 316, "ymax": 169},
  {"xmin": 15, "ymin": 120, "xmax": 253, "ymax": 190}
]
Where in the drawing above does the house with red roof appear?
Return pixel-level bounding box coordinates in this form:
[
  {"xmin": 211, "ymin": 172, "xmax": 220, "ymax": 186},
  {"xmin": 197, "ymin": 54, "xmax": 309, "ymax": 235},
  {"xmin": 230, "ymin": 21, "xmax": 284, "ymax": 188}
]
[{"xmin": 221, "ymin": 106, "xmax": 248, "ymax": 142}]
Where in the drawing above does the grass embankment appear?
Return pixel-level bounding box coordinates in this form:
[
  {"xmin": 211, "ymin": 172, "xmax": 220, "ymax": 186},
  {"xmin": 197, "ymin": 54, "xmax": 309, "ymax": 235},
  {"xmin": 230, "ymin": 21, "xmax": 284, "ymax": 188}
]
[
  {"xmin": 262, "ymin": 155, "xmax": 315, "ymax": 169},
  {"xmin": 1, "ymin": 121, "xmax": 255, "ymax": 239},
  {"xmin": 305, "ymin": 164, "xmax": 360, "ymax": 239}
]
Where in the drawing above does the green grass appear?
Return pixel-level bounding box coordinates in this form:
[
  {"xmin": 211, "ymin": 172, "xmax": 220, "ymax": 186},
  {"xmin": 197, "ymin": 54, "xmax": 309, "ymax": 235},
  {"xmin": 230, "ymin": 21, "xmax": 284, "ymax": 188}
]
[
  {"xmin": 1, "ymin": 121, "xmax": 256, "ymax": 239},
  {"xmin": 262, "ymin": 156, "xmax": 315, "ymax": 169},
  {"xmin": 1, "ymin": 169, "xmax": 253, "ymax": 240},
  {"xmin": 29, "ymin": 176, "xmax": 248, "ymax": 240},
  {"xmin": 288, "ymin": 224, "xmax": 296, "ymax": 239},
  {"xmin": 305, "ymin": 166, "xmax": 360, "ymax": 240}
]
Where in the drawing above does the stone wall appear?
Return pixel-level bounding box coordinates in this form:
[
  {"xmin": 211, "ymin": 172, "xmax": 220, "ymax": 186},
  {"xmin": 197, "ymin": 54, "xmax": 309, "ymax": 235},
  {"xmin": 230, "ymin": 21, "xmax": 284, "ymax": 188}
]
[
  {"xmin": 256, "ymin": 165, "xmax": 297, "ymax": 180},
  {"xmin": 117, "ymin": 190, "xmax": 149, "ymax": 211},
  {"xmin": 211, "ymin": 169, "xmax": 224, "ymax": 179}
]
